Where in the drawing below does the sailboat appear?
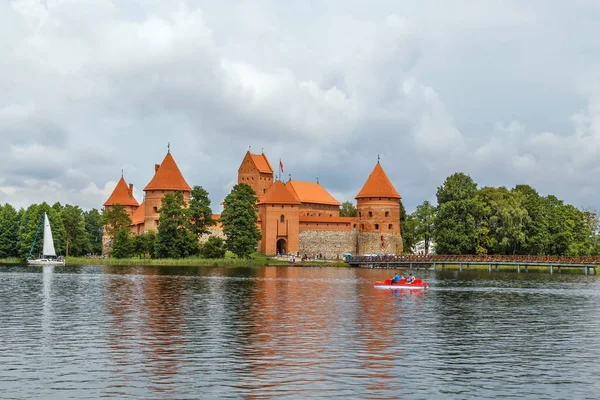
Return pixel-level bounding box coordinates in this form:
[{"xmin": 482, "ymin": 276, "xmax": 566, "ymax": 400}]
[{"xmin": 27, "ymin": 212, "xmax": 65, "ymax": 266}]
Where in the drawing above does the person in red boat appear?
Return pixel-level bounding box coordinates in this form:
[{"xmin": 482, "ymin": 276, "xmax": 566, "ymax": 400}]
[
  {"xmin": 406, "ymin": 273, "xmax": 415, "ymax": 284},
  {"xmin": 391, "ymin": 273, "xmax": 400, "ymax": 284}
]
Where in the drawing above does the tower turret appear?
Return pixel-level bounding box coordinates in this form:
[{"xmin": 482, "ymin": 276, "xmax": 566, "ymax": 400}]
[{"xmin": 355, "ymin": 162, "xmax": 402, "ymax": 255}]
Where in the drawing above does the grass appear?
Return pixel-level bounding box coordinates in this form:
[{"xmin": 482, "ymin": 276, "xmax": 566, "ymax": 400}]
[
  {"xmin": 64, "ymin": 252, "xmax": 291, "ymax": 267},
  {"xmin": 0, "ymin": 257, "xmax": 23, "ymax": 264}
]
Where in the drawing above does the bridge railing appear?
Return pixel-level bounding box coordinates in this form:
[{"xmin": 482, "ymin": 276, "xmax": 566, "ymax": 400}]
[{"xmin": 346, "ymin": 254, "xmax": 600, "ymax": 265}]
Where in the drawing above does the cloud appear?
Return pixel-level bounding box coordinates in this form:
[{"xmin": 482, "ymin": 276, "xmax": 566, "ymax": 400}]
[{"xmin": 0, "ymin": 0, "xmax": 599, "ymax": 214}]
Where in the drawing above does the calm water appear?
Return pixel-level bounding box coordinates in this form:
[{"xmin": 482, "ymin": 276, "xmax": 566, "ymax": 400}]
[{"xmin": 0, "ymin": 264, "xmax": 599, "ymax": 399}]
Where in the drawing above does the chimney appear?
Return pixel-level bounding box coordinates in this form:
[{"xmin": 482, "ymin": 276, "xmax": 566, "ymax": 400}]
[
  {"xmin": 129, "ymin": 184, "xmax": 134, "ymax": 195},
  {"xmin": 155, "ymin": 164, "xmax": 160, "ymax": 173}
]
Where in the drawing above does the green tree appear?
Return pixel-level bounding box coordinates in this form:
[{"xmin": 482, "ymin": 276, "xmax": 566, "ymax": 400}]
[
  {"xmin": 102, "ymin": 204, "xmax": 132, "ymax": 239},
  {"xmin": 475, "ymin": 187, "xmax": 529, "ymax": 255},
  {"xmin": 155, "ymin": 191, "xmax": 199, "ymax": 258},
  {"xmin": 188, "ymin": 186, "xmax": 215, "ymax": 237},
  {"xmin": 220, "ymin": 184, "xmax": 261, "ymax": 258},
  {"xmin": 512, "ymin": 185, "xmax": 549, "ymax": 255},
  {"xmin": 200, "ymin": 236, "xmax": 227, "ymax": 258},
  {"xmin": 340, "ymin": 201, "xmax": 357, "ymax": 217},
  {"xmin": 0, "ymin": 204, "xmax": 20, "ymax": 258},
  {"xmin": 60, "ymin": 204, "xmax": 90, "ymax": 256},
  {"xmin": 434, "ymin": 173, "xmax": 479, "ymax": 254},
  {"xmin": 414, "ymin": 200, "xmax": 436, "ymax": 255},
  {"xmin": 111, "ymin": 228, "xmax": 134, "ymax": 258},
  {"xmin": 401, "ymin": 213, "xmax": 420, "ymax": 254},
  {"xmin": 18, "ymin": 203, "xmax": 66, "ymax": 258},
  {"xmin": 84, "ymin": 209, "xmax": 104, "ymax": 255},
  {"xmin": 133, "ymin": 231, "xmax": 156, "ymax": 258}
]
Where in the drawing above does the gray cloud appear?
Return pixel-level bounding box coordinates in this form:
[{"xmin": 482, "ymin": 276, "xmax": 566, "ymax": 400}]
[{"xmin": 1, "ymin": 0, "xmax": 600, "ymax": 213}]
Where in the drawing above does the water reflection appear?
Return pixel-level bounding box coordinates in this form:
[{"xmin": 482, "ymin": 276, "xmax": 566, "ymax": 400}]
[{"xmin": 0, "ymin": 264, "xmax": 599, "ymax": 399}]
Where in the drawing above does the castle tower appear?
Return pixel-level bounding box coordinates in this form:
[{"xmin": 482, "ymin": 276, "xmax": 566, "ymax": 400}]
[
  {"xmin": 258, "ymin": 180, "xmax": 301, "ymax": 255},
  {"xmin": 102, "ymin": 176, "xmax": 139, "ymax": 253},
  {"xmin": 355, "ymin": 162, "xmax": 402, "ymax": 255},
  {"xmin": 143, "ymin": 151, "xmax": 192, "ymax": 232},
  {"xmin": 238, "ymin": 151, "xmax": 274, "ymax": 198}
]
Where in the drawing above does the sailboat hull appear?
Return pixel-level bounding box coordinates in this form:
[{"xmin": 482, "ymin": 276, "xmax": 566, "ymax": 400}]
[{"xmin": 27, "ymin": 259, "xmax": 65, "ymax": 266}]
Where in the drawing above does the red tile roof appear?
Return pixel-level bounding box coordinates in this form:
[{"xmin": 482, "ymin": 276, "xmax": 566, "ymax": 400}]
[
  {"xmin": 287, "ymin": 180, "xmax": 341, "ymax": 206},
  {"xmin": 250, "ymin": 152, "xmax": 273, "ymax": 174},
  {"xmin": 259, "ymin": 180, "xmax": 301, "ymax": 205},
  {"xmin": 144, "ymin": 152, "xmax": 192, "ymax": 192},
  {"xmin": 104, "ymin": 177, "xmax": 139, "ymax": 207},
  {"xmin": 131, "ymin": 201, "xmax": 145, "ymax": 225},
  {"xmin": 355, "ymin": 163, "xmax": 401, "ymax": 199}
]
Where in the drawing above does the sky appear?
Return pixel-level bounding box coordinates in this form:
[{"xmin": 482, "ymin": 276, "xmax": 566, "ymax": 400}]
[{"xmin": 2, "ymin": 0, "xmax": 600, "ymax": 213}]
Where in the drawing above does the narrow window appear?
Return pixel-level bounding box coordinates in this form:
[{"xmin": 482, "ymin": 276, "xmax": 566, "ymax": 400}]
[
  {"xmin": 388, "ymin": 224, "xmax": 393, "ymax": 230},
  {"xmin": 369, "ymin": 211, "xmax": 373, "ymax": 217},
  {"xmin": 385, "ymin": 211, "xmax": 389, "ymax": 217},
  {"xmin": 153, "ymin": 206, "xmax": 158, "ymax": 213},
  {"xmin": 280, "ymin": 215, "xmax": 285, "ymax": 222},
  {"xmin": 361, "ymin": 224, "xmax": 365, "ymax": 230},
  {"xmin": 359, "ymin": 212, "xmax": 362, "ymax": 217},
  {"xmin": 375, "ymin": 224, "xmax": 379, "ymax": 230},
  {"xmin": 353, "ymin": 224, "xmax": 357, "ymax": 229}
]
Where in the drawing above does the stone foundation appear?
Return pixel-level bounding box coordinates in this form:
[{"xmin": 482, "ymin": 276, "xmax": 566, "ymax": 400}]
[
  {"xmin": 298, "ymin": 230, "xmax": 358, "ymax": 259},
  {"xmin": 357, "ymin": 232, "xmax": 403, "ymax": 255}
]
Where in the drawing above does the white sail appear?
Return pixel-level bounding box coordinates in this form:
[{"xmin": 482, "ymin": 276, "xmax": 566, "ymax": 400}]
[{"xmin": 42, "ymin": 213, "xmax": 57, "ymax": 257}]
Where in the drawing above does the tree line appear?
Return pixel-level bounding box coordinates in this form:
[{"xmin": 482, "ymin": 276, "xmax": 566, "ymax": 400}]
[
  {"xmin": 0, "ymin": 183, "xmax": 262, "ymax": 260},
  {"xmin": 104, "ymin": 183, "xmax": 261, "ymax": 259},
  {"xmin": 400, "ymin": 173, "xmax": 600, "ymax": 256},
  {"xmin": 0, "ymin": 202, "xmax": 103, "ymax": 259}
]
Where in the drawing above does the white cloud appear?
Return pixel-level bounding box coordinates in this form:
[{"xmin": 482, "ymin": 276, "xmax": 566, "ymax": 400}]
[{"xmin": 1, "ymin": 0, "xmax": 600, "ymax": 213}]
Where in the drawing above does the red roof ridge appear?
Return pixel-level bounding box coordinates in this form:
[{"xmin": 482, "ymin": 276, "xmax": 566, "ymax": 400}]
[
  {"xmin": 355, "ymin": 163, "xmax": 401, "ymax": 199},
  {"xmin": 259, "ymin": 180, "xmax": 301, "ymax": 205},
  {"xmin": 104, "ymin": 176, "xmax": 139, "ymax": 207},
  {"xmin": 287, "ymin": 180, "xmax": 341, "ymax": 206},
  {"xmin": 131, "ymin": 200, "xmax": 145, "ymax": 225},
  {"xmin": 144, "ymin": 152, "xmax": 192, "ymax": 192},
  {"xmin": 248, "ymin": 151, "xmax": 274, "ymax": 174}
]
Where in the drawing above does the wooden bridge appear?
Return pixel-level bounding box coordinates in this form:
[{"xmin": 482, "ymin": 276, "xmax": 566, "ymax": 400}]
[{"xmin": 346, "ymin": 254, "xmax": 599, "ymax": 274}]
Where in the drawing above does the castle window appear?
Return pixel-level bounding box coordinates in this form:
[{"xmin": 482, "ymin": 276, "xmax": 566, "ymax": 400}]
[
  {"xmin": 388, "ymin": 224, "xmax": 393, "ymax": 229},
  {"xmin": 280, "ymin": 215, "xmax": 285, "ymax": 222},
  {"xmin": 153, "ymin": 206, "xmax": 158, "ymax": 213},
  {"xmin": 361, "ymin": 224, "xmax": 365, "ymax": 230},
  {"xmin": 385, "ymin": 211, "xmax": 389, "ymax": 217},
  {"xmin": 359, "ymin": 212, "xmax": 362, "ymax": 217},
  {"xmin": 368, "ymin": 211, "xmax": 373, "ymax": 217},
  {"xmin": 353, "ymin": 224, "xmax": 357, "ymax": 229},
  {"xmin": 375, "ymin": 224, "xmax": 379, "ymax": 230},
  {"xmin": 263, "ymin": 189, "xmax": 266, "ymax": 194},
  {"xmin": 155, "ymin": 220, "xmax": 159, "ymax": 225}
]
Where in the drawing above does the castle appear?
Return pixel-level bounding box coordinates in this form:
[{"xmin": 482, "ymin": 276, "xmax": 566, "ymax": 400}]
[{"xmin": 103, "ymin": 149, "xmax": 403, "ymax": 258}]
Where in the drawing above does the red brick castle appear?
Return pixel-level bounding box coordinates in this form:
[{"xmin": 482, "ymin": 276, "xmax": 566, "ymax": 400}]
[{"xmin": 103, "ymin": 149, "xmax": 403, "ymax": 257}]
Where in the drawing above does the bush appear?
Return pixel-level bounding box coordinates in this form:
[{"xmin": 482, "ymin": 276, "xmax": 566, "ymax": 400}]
[{"xmin": 200, "ymin": 236, "xmax": 226, "ymax": 259}]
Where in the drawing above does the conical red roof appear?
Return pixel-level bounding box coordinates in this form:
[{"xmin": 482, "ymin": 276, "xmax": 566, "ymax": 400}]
[
  {"xmin": 144, "ymin": 152, "xmax": 191, "ymax": 192},
  {"xmin": 259, "ymin": 180, "xmax": 301, "ymax": 205},
  {"xmin": 104, "ymin": 177, "xmax": 139, "ymax": 207},
  {"xmin": 355, "ymin": 163, "xmax": 401, "ymax": 199}
]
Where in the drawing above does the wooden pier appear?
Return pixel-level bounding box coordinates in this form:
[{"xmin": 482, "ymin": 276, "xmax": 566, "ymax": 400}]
[{"xmin": 346, "ymin": 254, "xmax": 598, "ymax": 275}]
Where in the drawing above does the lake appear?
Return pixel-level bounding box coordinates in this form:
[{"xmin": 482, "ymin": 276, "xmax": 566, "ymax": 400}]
[{"xmin": 0, "ymin": 264, "xmax": 599, "ymax": 399}]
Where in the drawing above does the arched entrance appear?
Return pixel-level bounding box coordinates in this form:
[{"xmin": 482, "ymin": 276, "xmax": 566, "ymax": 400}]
[{"xmin": 276, "ymin": 238, "xmax": 287, "ymax": 255}]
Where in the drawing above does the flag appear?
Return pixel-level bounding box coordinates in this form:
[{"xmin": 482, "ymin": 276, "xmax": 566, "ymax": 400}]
[{"xmin": 279, "ymin": 159, "xmax": 284, "ymax": 173}]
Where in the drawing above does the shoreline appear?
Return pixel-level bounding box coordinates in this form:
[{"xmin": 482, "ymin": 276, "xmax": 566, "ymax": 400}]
[{"xmin": 0, "ymin": 256, "xmax": 349, "ymax": 268}]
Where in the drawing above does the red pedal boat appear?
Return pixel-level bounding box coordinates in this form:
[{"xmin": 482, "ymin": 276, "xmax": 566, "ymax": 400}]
[{"xmin": 373, "ymin": 278, "xmax": 429, "ymax": 289}]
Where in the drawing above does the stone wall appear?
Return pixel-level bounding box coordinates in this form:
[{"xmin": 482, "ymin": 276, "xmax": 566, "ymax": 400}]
[
  {"xmin": 357, "ymin": 232, "xmax": 403, "ymax": 255},
  {"xmin": 198, "ymin": 226, "xmax": 226, "ymax": 244},
  {"xmin": 298, "ymin": 229, "xmax": 358, "ymax": 259}
]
